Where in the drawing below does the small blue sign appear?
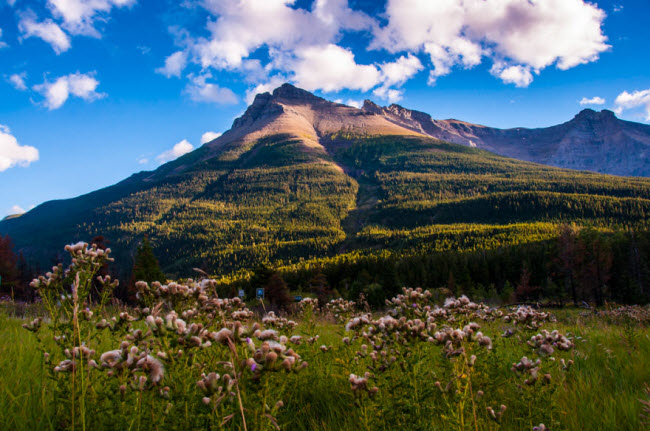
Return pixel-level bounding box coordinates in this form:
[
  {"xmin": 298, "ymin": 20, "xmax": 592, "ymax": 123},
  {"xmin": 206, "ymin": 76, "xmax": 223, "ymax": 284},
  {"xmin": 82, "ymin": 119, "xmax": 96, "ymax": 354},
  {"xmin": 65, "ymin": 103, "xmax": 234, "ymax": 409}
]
[
  {"xmin": 294, "ymin": 295, "xmax": 302, "ymax": 302},
  {"xmin": 256, "ymin": 288, "xmax": 264, "ymax": 299},
  {"xmin": 238, "ymin": 289, "xmax": 245, "ymax": 298}
]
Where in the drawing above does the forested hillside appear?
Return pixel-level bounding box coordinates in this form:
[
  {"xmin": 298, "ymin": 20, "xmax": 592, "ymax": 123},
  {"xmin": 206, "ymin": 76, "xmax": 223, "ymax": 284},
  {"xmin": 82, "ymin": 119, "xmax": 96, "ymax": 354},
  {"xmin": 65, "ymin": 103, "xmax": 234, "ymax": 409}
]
[{"xmin": 1, "ymin": 85, "xmax": 649, "ymax": 305}]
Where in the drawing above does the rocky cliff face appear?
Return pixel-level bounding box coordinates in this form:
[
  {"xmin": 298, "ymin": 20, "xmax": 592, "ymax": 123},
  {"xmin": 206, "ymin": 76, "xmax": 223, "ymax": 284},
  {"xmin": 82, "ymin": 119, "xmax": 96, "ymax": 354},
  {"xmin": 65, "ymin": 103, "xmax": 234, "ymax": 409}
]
[{"xmin": 363, "ymin": 102, "xmax": 650, "ymax": 177}]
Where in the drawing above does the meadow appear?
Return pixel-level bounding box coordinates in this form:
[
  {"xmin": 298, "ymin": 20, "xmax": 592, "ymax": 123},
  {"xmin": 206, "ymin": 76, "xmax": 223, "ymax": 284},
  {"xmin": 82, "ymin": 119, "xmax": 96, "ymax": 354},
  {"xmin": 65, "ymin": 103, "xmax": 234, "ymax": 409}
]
[{"xmin": 1, "ymin": 242, "xmax": 649, "ymax": 431}]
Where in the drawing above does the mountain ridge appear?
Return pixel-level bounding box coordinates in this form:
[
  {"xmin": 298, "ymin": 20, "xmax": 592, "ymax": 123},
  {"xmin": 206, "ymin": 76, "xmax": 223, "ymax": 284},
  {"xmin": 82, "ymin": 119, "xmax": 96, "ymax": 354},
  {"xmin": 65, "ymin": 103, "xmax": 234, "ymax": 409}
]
[
  {"xmin": 2, "ymin": 83, "xmax": 650, "ymax": 277},
  {"xmin": 362, "ymin": 99, "xmax": 650, "ymax": 177}
]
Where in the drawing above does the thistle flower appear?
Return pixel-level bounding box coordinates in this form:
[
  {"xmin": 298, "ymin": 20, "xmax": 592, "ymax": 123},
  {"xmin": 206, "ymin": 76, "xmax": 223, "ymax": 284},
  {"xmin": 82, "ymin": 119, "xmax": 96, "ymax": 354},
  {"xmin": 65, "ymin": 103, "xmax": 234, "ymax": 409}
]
[
  {"xmin": 54, "ymin": 360, "xmax": 75, "ymax": 373},
  {"xmin": 22, "ymin": 317, "xmax": 43, "ymax": 332},
  {"xmin": 100, "ymin": 350, "xmax": 123, "ymax": 368},
  {"xmin": 256, "ymin": 329, "xmax": 278, "ymax": 341},
  {"xmin": 213, "ymin": 328, "xmax": 233, "ymax": 344},
  {"xmin": 136, "ymin": 355, "xmax": 165, "ymax": 384}
]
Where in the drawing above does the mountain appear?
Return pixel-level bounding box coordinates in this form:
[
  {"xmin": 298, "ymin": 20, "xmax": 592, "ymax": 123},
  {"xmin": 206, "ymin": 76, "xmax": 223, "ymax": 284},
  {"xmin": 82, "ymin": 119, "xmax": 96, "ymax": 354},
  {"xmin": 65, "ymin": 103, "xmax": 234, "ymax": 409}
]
[
  {"xmin": 2, "ymin": 83, "xmax": 650, "ymax": 278},
  {"xmin": 362, "ymin": 101, "xmax": 650, "ymax": 177}
]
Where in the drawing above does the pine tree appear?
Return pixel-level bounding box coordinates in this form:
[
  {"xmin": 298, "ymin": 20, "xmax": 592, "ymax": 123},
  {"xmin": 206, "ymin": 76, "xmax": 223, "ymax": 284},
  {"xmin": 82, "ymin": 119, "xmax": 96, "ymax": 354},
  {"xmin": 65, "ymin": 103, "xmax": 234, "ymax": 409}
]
[
  {"xmin": 0, "ymin": 234, "xmax": 18, "ymax": 298},
  {"xmin": 265, "ymin": 273, "xmax": 292, "ymax": 310},
  {"xmin": 131, "ymin": 236, "xmax": 166, "ymax": 287}
]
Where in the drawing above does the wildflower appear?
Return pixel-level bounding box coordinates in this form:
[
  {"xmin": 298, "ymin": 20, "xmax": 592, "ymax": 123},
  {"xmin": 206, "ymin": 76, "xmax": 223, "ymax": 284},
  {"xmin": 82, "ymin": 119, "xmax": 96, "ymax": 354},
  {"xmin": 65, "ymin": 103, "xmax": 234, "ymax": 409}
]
[
  {"xmin": 100, "ymin": 350, "xmax": 123, "ymax": 368},
  {"xmin": 213, "ymin": 328, "xmax": 233, "ymax": 344},
  {"xmin": 22, "ymin": 317, "xmax": 43, "ymax": 332},
  {"xmin": 256, "ymin": 329, "xmax": 278, "ymax": 341},
  {"xmin": 54, "ymin": 360, "xmax": 75, "ymax": 373},
  {"xmin": 136, "ymin": 355, "xmax": 165, "ymax": 384}
]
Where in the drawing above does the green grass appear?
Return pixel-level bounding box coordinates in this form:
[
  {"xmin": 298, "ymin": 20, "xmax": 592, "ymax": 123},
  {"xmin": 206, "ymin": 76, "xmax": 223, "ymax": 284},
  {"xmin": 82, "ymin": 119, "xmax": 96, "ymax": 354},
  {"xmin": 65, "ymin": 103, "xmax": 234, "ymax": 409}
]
[{"xmin": 1, "ymin": 305, "xmax": 648, "ymax": 431}]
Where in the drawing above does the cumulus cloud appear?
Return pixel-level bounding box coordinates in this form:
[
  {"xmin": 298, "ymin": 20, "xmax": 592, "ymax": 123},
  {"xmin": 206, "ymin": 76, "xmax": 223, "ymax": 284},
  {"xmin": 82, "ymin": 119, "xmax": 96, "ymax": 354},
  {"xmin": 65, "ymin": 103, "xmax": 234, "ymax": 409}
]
[
  {"xmin": 193, "ymin": 0, "xmax": 373, "ymax": 70},
  {"xmin": 8, "ymin": 205, "xmax": 25, "ymax": 215},
  {"xmin": 34, "ymin": 72, "xmax": 105, "ymax": 110},
  {"xmin": 245, "ymin": 76, "xmax": 287, "ymax": 104},
  {"xmin": 156, "ymin": 51, "xmax": 187, "ymax": 78},
  {"xmin": 345, "ymin": 99, "xmax": 362, "ymax": 109},
  {"xmin": 375, "ymin": 0, "xmax": 608, "ymax": 86},
  {"xmin": 47, "ymin": 0, "xmax": 136, "ymax": 36},
  {"xmin": 292, "ymin": 44, "xmax": 381, "ymax": 92},
  {"xmin": 0, "ymin": 28, "xmax": 7, "ymax": 49},
  {"xmin": 18, "ymin": 14, "xmax": 71, "ymax": 54},
  {"xmin": 0, "ymin": 125, "xmax": 39, "ymax": 172},
  {"xmin": 490, "ymin": 63, "xmax": 534, "ymax": 88},
  {"xmin": 614, "ymin": 89, "xmax": 650, "ymax": 121},
  {"xmin": 580, "ymin": 96, "xmax": 606, "ymax": 106},
  {"xmin": 8, "ymin": 73, "xmax": 28, "ymax": 91},
  {"xmin": 379, "ymin": 54, "xmax": 423, "ymax": 88},
  {"xmin": 201, "ymin": 131, "xmax": 222, "ymax": 144},
  {"xmin": 156, "ymin": 139, "xmax": 194, "ymax": 163},
  {"xmin": 160, "ymin": 0, "xmax": 610, "ymax": 100},
  {"xmin": 185, "ymin": 73, "xmax": 238, "ymax": 104},
  {"xmin": 373, "ymin": 87, "xmax": 404, "ymax": 104},
  {"xmin": 373, "ymin": 54, "xmax": 424, "ymax": 101}
]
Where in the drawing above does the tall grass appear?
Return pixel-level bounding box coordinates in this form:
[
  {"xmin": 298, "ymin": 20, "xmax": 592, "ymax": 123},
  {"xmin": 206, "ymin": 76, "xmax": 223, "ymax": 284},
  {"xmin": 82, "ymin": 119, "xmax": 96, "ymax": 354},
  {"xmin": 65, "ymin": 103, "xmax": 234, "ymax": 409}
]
[
  {"xmin": 1, "ymin": 243, "xmax": 649, "ymax": 430},
  {"xmin": 1, "ymin": 306, "xmax": 648, "ymax": 430}
]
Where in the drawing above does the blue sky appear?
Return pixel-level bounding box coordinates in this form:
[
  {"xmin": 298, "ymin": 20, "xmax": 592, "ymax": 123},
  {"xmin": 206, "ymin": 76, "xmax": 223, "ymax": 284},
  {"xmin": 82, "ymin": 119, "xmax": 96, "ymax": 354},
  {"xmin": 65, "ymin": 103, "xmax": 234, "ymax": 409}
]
[{"xmin": 1, "ymin": 0, "xmax": 649, "ymax": 218}]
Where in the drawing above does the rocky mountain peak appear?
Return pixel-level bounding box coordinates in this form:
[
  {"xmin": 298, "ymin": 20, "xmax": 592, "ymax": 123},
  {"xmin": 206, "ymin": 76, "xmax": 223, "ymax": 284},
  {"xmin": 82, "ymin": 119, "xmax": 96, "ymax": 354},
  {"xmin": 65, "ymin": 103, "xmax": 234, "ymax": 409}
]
[
  {"xmin": 231, "ymin": 91, "xmax": 281, "ymax": 130},
  {"xmin": 573, "ymin": 108, "xmax": 618, "ymax": 123},
  {"xmin": 272, "ymin": 83, "xmax": 324, "ymax": 102},
  {"xmin": 231, "ymin": 84, "xmax": 332, "ymax": 130},
  {"xmin": 362, "ymin": 99, "xmax": 382, "ymax": 113}
]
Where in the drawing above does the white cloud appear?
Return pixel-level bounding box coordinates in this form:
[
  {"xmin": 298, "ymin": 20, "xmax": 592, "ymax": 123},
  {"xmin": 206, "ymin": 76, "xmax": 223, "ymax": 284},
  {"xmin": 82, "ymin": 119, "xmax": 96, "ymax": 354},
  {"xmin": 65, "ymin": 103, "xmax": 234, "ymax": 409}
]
[
  {"xmin": 614, "ymin": 89, "xmax": 650, "ymax": 121},
  {"xmin": 194, "ymin": 0, "xmax": 373, "ymax": 70},
  {"xmin": 161, "ymin": 0, "xmax": 610, "ymax": 100},
  {"xmin": 8, "ymin": 73, "xmax": 28, "ymax": 91},
  {"xmin": 379, "ymin": 54, "xmax": 423, "ymax": 88},
  {"xmin": 0, "ymin": 125, "xmax": 39, "ymax": 172},
  {"xmin": 579, "ymin": 96, "xmax": 605, "ymax": 106},
  {"xmin": 375, "ymin": 0, "xmax": 608, "ymax": 86},
  {"xmin": 613, "ymin": 5, "xmax": 623, "ymax": 13},
  {"xmin": 8, "ymin": 205, "xmax": 25, "ymax": 215},
  {"xmin": 47, "ymin": 0, "xmax": 136, "ymax": 36},
  {"xmin": 156, "ymin": 139, "xmax": 194, "ymax": 163},
  {"xmin": 34, "ymin": 72, "xmax": 105, "ymax": 110},
  {"xmin": 201, "ymin": 131, "xmax": 222, "ymax": 144},
  {"xmin": 156, "ymin": 51, "xmax": 187, "ymax": 78},
  {"xmin": 185, "ymin": 73, "xmax": 238, "ymax": 104},
  {"xmin": 345, "ymin": 99, "xmax": 362, "ymax": 109},
  {"xmin": 490, "ymin": 63, "xmax": 534, "ymax": 88},
  {"xmin": 373, "ymin": 87, "xmax": 404, "ymax": 103},
  {"xmin": 18, "ymin": 14, "xmax": 71, "ymax": 54},
  {"xmin": 137, "ymin": 157, "xmax": 149, "ymax": 164},
  {"xmin": 245, "ymin": 76, "xmax": 287, "ymax": 104},
  {"xmin": 0, "ymin": 28, "xmax": 7, "ymax": 49},
  {"xmin": 292, "ymin": 44, "xmax": 381, "ymax": 93}
]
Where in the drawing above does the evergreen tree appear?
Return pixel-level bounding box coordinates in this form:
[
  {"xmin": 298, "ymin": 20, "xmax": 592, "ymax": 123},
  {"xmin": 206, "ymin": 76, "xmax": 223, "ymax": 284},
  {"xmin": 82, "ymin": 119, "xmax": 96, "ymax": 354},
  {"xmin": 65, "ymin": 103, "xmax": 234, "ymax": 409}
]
[
  {"xmin": 310, "ymin": 270, "xmax": 332, "ymax": 305},
  {"xmin": 265, "ymin": 273, "xmax": 292, "ymax": 310},
  {"xmin": 500, "ymin": 281, "xmax": 514, "ymax": 304},
  {"xmin": 0, "ymin": 234, "xmax": 18, "ymax": 298},
  {"xmin": 131, "ymin": 236, "xmax": 166, "ymax": 287}
]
